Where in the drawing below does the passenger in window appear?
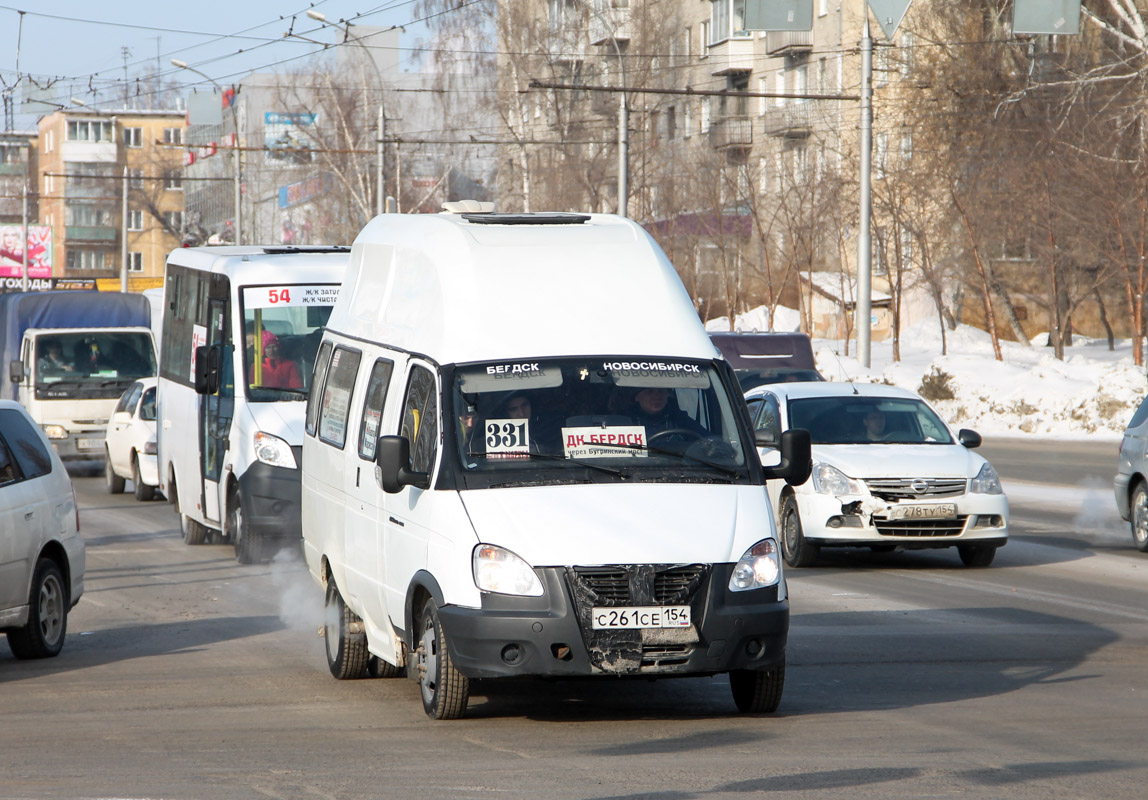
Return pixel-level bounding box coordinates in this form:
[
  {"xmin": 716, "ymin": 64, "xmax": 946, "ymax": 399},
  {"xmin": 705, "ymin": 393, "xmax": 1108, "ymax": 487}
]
[
  {"xmin": 249, "ymin": 330, "xmax": 301, "ymax": 389},
  {"xmin": 37, "ymin": 339, "xmax": 74, "ymax": 375},
  {"xmin": 862, "ymin": 408, "xmax": 893, "ymax": 442},
  {"xmin": 627, "ymin": 387, "xmax": 706, "ymax": 439}
]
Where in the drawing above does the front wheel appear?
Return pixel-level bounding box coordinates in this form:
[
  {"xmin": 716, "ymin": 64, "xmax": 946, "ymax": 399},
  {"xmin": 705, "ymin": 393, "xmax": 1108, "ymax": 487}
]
[
  {"xmin": 6, "ymin": 559, "xmax": 68, "ymax": 659},
  {"xmin": 957, "ymin": 544, "xmax": 996, "ymax": 567},
  {"xmin": 181, "ymin": 513, "xmax": 207, "ymax": 546},
  {"xmin": 132, "ymin": 455, "xmax": 155, "ymax": 501},
  {"xmin": 324, "ymin": 579, "xmax": 369, "ymax": 679},
  {"xmin": 417, "ymin": 597, "xmax": 469, "ymax": 720},
  {"xmin": 104, "ymin": 449, "xmax": 125, "ymax": 494},
  {"xmin": 780, "ymin": 496, "xmax": 819, "ymax": 568},
  {"xmin": 1131, "ymin": 483, "xmax": 1148, "ymax": 553},
  {"xmin": 229, "ymin": 491, "xmax": 262, "ymax": 564},
  {"xmin": 730, "ymin": 662, "xmax": 785, "ymax": 713}
]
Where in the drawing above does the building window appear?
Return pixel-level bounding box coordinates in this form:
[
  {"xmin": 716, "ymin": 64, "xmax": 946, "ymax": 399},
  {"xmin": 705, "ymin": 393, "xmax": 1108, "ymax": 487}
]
[
  {"xmin": 66, "ymin": 204, "xmax": 113, "ymax": 226},
  {"xmin": 793, "ymin": 62, "xmax": 808, "ymax": 102},
  {"xmin": 129, "ymin": 169, "xmax": 144, "ymax": 189},
  {"xmin": 819, "ymin": 0, "xmax": 829, "ymax": 16},
  {"xmin": 701, "ymin": 97, "xmax": 712, "ymax": 132},
  {"xmin": 666, "ymin": 106, "xmax": 677, "ymax": 140},
  {"xmin": 683, "ymin": 101, "xmax": 692, "ymax": 138},
  {"xmin": 128, "ymin": 209, "xmax": 144, "ymax": 231},
  {"xmin": 775, "ymin": 71, "xmax": 786, "ymax": 107},
  {"xmin": 683, "ymin": 27, "xmax": 691, "ymax": 63},
  {"xmin": 700, "ymin": 21, "xmax": 710, "ymax": 52},
  {"xmin": 46, "ymin": 130, "xmax": 54, "ymax": 152},
  {"xmin": 165, "ymin": 211, "xmax": 184, "ymax": 231},
  {"xmin": 66, "ymin": 119, "xmax": 114, "ymax": 142},
  {"xmin": 128, "ymin": 252, "xmax": 144, "ymax": 273},
  {"xmin": 711, "ymin": 0, "xmax": 749, "ymax": 43},
  {"xmin": 875, "ymin": 132, "xmax": 888, "ymax": 178},
  {"xmin": 124, "ymin": 127, "xmax": 142, "ymax": 147},
  {"xmin": 164, "ymin": 170, "xmax": 183, "ymax": 190},
  {"xmin": 66, "ymin": 249, "xmax": 107, "ymax": 270},
  {"xmin": 162, "ymin": 127, "xmax": 183, "ymax": 145},
  {"xmin": 759, "ymin": 78, "xmax": 769, "ymax": 115}
]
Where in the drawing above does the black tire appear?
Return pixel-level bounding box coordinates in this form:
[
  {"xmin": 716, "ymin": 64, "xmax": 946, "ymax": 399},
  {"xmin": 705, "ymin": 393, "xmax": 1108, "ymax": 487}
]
[
  {"xmin": 368, "ymin": 655, "xmax": 404, "ymax": 678},
  {"xmin": 324, "ymin": 579, "xmax": 370, "ymax": 679},
  {"xmin": 6, "ymin": 559, "xmax": 68, "ymax": 659},
  {"xmin": 104, "ymin": 449, "xmax": 125, "ymax": 494},
  {"xmin": 1131, "ymin": 482, "xmax": 1148, "ymax": 553},
  {"xmin": 957, "ymin": 544, "xmax": 996, "ymax": 567},
  {"xmin": 132, "ymin": 455, "xmax": 155, "ymax": 501},
  {"xmin": 780, "ymin": 495, "xmax": 819, "ymax": 568},
  {"xmin": 229, "ymin": 490, "xmax": 263, "ymax": 564},
  {"xmin": 730, "ymin": 662, "xmax": 785, "ymax": 713},
  {"xmin": 181, "ymin": 513, "xmax": 207, "ymax": 546},
  {"xmin": 417, "ymin": 597, "xmax": 469, "ymax": 720}
]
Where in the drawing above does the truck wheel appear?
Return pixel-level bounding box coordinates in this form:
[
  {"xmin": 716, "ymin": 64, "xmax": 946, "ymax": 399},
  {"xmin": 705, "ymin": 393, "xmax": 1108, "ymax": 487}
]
[
  {"xmin": 324, "ymin": 579, "xmax": 370, "ymax": 679},
  {"xmin": 132, "ymin": 455, "xmax": 155, "ymax": 501},
  {"xmin": 104, "ymin": 449, "xmax": 125, "ymax": 494},
  {"xmin": 1131, "ymin": 483, "xmax": 1148, "ymax": 552},
  {"xmin": 181, "ymin": 514, "xmax": 207, "ymax": 546},
  {"xmin": 229, "ymin": 491, "xmax": 262, "ymax": 564},
  {"xmin": 368, "ymin": 655, "xmax": 404, "ymax": 678},
  {"xmin": 417, "ymin": 597, "xmax": 469, "ymax": 720},
  {"xmin": 6, "ymin": 559, "xmax": 68, "ymax": 659},
  {"xmin": 780, "ymin": 496, "xmax": 819, "ymax": 568},
  {"xmin": 957, "ymin": 544, "xmax": 996, "ymax": 567},
  {"xmin": 730, "ymin": 662, "xmax": 785, "ymax": 714}
]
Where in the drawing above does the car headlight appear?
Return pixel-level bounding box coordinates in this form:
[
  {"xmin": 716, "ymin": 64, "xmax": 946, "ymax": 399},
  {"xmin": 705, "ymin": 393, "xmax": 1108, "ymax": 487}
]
[
  {"xmin": 253, "ymin": 431, "xmax": 297, "ymax": 469},
  {"xmin": 811, "ymin": 462, "xmax": 865, "ymax": 495},
  {"xmin": 473, "ymin": 544, "xmax": 544, "ymax": 596},
  {"xmin": 43, "ymin": 424, "xmax": 68, "ymax": 440},
  {"xmin": 729, "ymin": 538, "xmax": 782, "ymax": 591},
  {"xmin": 970, "ymin": 462, "xmax": 1003, "ymax": 495}
]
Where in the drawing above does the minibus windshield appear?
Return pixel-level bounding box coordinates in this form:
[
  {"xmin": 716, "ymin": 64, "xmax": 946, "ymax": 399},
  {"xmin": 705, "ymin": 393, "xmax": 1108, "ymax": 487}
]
[
  {"xmin": 242, "ymin": 286, "xmax": 336, "ymax": 402},
  {"xmin": 450, "ymin": 357, "xmax": 753, "ymax": 486}
]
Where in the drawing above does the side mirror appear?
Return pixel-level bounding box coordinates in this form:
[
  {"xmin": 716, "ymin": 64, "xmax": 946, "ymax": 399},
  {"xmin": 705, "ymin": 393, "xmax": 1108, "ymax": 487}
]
[
  {"xmin": 9, "ymin": 359, "xmax": 24, "ymax": 383},
  {"xmin": 193, "ymin": 345, "xmax": 221, "ymax": 395},
  {"xmin": 958, "ymin": 428, "xmax": 982, "ymax": 449},
  {"xmin": 375, "ymin": 435, "xmax": 431, "ymax": 494},
  {"xmin": 754, "ymin": 428, "xmax": 779, "ymax": 449},
  {"xmin": 761, "ymin": 428, "xmax": 812, "ymax": 487}
]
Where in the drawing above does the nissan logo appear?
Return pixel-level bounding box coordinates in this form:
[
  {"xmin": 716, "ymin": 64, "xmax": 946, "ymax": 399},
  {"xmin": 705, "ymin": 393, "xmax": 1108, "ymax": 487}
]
[{"xmin": 911, "ymin": 479, "xmax": 930, "ymax": 494}]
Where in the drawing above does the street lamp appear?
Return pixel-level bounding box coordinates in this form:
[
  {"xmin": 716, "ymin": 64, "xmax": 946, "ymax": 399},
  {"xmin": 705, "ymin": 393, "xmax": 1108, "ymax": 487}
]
[
  {"xmin": 171, "ymin": 58, "xmax": 243, "ymax": 244},
  {"xmin": 305, "ymin": 10, "xmax": 387, "ymax": 217}
]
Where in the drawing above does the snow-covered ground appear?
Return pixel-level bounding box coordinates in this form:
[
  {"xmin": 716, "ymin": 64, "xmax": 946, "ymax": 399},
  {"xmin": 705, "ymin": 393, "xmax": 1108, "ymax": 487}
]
[{"xmin": 706, "ymin": 307, "xmax": 1148, "ymax": 441}]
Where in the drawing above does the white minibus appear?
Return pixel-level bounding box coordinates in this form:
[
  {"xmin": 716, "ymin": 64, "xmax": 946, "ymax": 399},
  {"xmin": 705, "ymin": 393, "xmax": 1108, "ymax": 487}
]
[
  {"xmin": 301, "ymin": 208, "xmax": 810, "ymax": 719},
  {"xmin": 158, "ymin": 246, "xmax": 349, "ymax": 563}
]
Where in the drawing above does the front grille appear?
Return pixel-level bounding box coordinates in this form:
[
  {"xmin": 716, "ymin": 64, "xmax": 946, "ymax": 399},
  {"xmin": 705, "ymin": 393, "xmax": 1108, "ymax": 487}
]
[
  {"xmin": 654, "ymin": 565, "xmax": 707, "ymax": 603},
  {"xmin": 572, "ymin": 567, "xmax": 629, "ymax": 602},
  {"xmin": 571, "ymin": 564, "xmax": 708, "ymax": 605},
  {"xmin": 875, "ymin": 516, "xmax": 969, "ymax": 537},
  {"xmin": 641, "ymin": 645, "xmax": 694, "ymax": 668},
  {"xmin": 865, "ymin": 477, "xmax": 967, "ymax": 500}
]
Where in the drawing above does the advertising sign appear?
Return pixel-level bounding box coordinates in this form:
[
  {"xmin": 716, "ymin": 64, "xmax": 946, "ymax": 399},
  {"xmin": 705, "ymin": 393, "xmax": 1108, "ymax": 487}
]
[
  {"xmin": 264, "ymin": 112, "xmax": 317, "ymax": 163},
  {"xmin": 0, "ymin": 225, "xmax": 53, "ymax": 279}
]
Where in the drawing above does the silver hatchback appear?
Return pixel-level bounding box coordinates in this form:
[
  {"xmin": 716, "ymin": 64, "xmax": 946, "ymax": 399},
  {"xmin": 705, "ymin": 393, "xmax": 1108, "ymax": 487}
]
[{"xmin": 1114, "ymin": 397, "xmax": 1148, "ymax": 553}]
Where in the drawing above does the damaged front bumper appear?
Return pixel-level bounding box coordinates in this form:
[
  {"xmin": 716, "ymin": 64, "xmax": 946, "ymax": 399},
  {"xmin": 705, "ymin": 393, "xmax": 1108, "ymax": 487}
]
[{"xmin": 435, "ymin": 564, "xmax": 788, "ymax": 680}]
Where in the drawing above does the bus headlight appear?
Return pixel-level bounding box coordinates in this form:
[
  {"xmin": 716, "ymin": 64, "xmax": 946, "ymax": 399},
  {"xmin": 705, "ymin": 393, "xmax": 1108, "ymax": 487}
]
[
  {"xmin": 254, "ymin": 432, "xmax": 297, "ymax": 469},
  {"xmin": 473, "ymin": 544, "xmax": 544, "ymax": 596},
  {"xmin": 729, "ymin": 539, "xmax": 782, "ymax": 591}
]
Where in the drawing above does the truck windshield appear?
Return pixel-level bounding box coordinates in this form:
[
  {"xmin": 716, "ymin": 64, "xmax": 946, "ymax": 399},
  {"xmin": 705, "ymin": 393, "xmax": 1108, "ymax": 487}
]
[
  {"xmin": 450, "ymin": 357, "xmax": 753, "ymax": 487},
  {"xmin": 35, "ymin": 332, "xmax": 156, "ymax": 400},
  {"xmin": 242, "ymin": 286, "xmax": 336, "ymax": 402}
]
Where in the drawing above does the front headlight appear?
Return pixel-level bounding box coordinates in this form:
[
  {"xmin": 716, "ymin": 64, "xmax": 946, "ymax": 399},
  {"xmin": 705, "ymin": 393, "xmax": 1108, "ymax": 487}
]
[
  {"xmin": 253, "ymin": 431, "xmax": 297, "ymax": 469},
  {"xmin": 970, "ymin": 462, "xmax": 1003, "ymax": 495},
  {"xmin": 728, "ymin": 538, "xmax": 782, "ymax": 592},
  {"xmin": 43, "ymin": 424, "xmax": 68, "ymax": 440},
  {"xmin": 473, "ymin": 544, "xmax": 544, "ymax": 596},
  {"xmin": 811, "ymin": 462, "xmax": 865, "ymax": 495}
]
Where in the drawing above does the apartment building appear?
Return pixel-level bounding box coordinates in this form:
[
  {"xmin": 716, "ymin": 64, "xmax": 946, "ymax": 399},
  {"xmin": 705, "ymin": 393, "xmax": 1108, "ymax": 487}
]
[{"xmin": 37, "ymin": 109, "xmax": 185, "ymax": 286}]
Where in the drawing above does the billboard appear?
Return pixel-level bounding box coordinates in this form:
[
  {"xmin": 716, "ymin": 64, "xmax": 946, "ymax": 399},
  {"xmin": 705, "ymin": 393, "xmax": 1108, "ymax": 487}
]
[
  {"xmin": 264, "ymin": 112, "xmax": 317, "ymax": 163},
  {"xmin": 0, "ymin": 225, "xmax": 53, "ymax": 279}
]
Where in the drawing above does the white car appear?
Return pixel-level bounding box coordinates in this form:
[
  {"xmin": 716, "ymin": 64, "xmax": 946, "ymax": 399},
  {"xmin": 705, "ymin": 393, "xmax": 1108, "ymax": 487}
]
[
  {"xmin": 1114, "ymin": 394, "xmax": 1148, "ymax": 553},
  {"xmin": 0, "ymin": 399, "xmax": 85, "ymax": 658},
  {"xmin": 746, "ymin": 382, "xmax": 1009, "ymax": 568},
  {"xmin": 104, "ymin": 378, "xmax": 159, "ymax": 501}
]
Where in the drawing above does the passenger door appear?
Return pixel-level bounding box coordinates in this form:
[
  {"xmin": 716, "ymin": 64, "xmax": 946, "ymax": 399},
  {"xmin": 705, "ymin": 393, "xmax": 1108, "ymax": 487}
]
[
  {"xmin": 752, "ymin": 392, "xmax": 785, "ymax": 516},
  {"xmin": 200, "ymin": 298, "xmax": 233, "ymax": 524},
  {"xmin": 0, "ymin": 410, "xmax": 52, "ymax": 612}
]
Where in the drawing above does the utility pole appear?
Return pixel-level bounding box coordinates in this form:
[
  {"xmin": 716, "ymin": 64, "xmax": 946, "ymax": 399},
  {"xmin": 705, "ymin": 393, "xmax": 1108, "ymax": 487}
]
[
  {"xmin": 121, "ymin": 165, "xmax": 129, "ymax": 292},
  {"xmin": 122, "ymin": 46, "xmax": 132, "ymax": 108},
  {"xmin": 856, "ymin": 13, "xmax": 874, "ymax": 368}
]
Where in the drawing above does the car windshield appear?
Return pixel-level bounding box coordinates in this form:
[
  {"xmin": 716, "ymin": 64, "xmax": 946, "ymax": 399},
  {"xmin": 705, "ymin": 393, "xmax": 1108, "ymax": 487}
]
[
  {"xmin": 449, "ymin": 357, "xmax": 753, "ymax": 487},
  {"xmin": 34, "ymin": 332, "xmax": 156, "ymax": 400},
  {"xmin": 242, "ymin": 286, "xmax": 336, "ymax": 402},
  {"xmin": 787, "ymin": 396, "xmax": 953, "ymax": 445}
]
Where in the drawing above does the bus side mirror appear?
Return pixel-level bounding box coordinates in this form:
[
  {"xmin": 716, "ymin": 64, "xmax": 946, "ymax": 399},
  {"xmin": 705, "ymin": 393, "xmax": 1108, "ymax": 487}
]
[
  {"xmin": 9, "ymin": 360, "xmax": 24, "ymax": 383},
  {"xmin": 375, "ymin": 435, "xmax": 430, "ymax": 494},
  {"xmin": 761, "ymin": 428, "xmax": 812, "ymax": 487},
  {"xmin": 193, "ymin": 345, "xmax": 220, "ymax": 395}
]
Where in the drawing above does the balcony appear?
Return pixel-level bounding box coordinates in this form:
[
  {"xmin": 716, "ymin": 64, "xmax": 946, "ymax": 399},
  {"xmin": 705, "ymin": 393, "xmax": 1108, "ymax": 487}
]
[
  {"xmin": 588, "ymin": 2, "xmax": 631, "ymax": 47},
  {"xmin": 765, "ymin": 29, "xmax": 813, "ymax": 55},
  {"xmin": 762, "ymin": 103, "xmax": 817, "ymax": 138},
  {"xmin": 65, "ymin": 225, "xmax": 117, "ymax": 243},
  {"xmin": 61, "ymin": 140, "xmax": 117, "ymax": 163},
  {"xmin": 707, "ymin": 36, "xmax": 754, "ymax": 76},
  {"xmin": 709, "ymin": 117, "xmax": 753, "ymax": 150}
]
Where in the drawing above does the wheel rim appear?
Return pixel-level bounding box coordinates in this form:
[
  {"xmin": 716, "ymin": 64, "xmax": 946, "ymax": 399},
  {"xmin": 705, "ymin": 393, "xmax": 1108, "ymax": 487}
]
[
  {"xmin": 1135, "ymin": 491, "xmax": 1148, "ymax": 544},
  {"xmin": 419, "ymin": 614, "xmax": 438, "ymax": 706},
  {"xmin": 324, "ymin": 587, "xmax": 340, "ymax": 663},
  {"xmin": 783, "ymin": 506, "xmax": 800, "ymax": 556},
  {"xmin": 133, "ymin": 458, "xmax": 141, "ymax": 487},
  {"xmin": 232, "ymin": 501, "xmax": 243, "ymax": 550},
  {"xmin": 104, "ymin": 452, "xmax": 114, "ymax": 488},
  {"xmin": 38, "ymin": 573, "xmax": 65, "ymax": 646}
]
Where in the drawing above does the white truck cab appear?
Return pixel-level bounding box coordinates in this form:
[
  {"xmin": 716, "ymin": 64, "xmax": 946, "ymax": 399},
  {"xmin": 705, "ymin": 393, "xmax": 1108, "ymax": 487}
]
[{"xmin": 301, "ymin": 208, "xmax": 810, "ymax": 719}]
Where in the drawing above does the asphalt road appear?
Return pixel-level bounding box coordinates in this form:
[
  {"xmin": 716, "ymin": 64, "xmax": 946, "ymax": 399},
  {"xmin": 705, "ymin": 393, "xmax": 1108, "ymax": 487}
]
[{"xmin": 2, "ymin": 438, "xmax": 1146, "ymax": 799}]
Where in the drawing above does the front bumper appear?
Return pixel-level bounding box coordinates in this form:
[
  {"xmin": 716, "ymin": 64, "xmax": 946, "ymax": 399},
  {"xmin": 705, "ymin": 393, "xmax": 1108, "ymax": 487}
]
[
  {"xmin": 237, "ymin": 447, "xmax": 303, "ymax": 542},
  {"xmin": 795, "ymin": 490, "xmax": 1009, "ymax": 548},
  {"xmin": 436, "ymin": 564, "xmax": 788, "ymax": 680},
  {"xmin": 49, "ymin": 429, "xmax": 107, "ymax": 462},
  {"xmin": 137, "ymin": 453, "xmax": 159, "ymax": 488}
]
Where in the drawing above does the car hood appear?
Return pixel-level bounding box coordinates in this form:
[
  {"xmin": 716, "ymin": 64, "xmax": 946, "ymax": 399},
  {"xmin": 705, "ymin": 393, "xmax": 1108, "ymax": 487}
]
[
  {"xmin": 813, "ymin": 443, "xmax": 985, "ymax": 478},
  {"xmin": 459, "ymin": 484, "xmax": 768, "ymax": 567}
]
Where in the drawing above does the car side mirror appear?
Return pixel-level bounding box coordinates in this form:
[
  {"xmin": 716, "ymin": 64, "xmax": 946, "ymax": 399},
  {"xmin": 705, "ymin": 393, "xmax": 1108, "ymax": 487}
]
[
  {"xmin": 375, "ymin": 435, "xmax": 431, "ymax": 494},
  {"xmin": 193, "ymin": 345, "xmax": 221, "ymax": 395},
  {"xmin": 9, "ymin": 359, "xmax": 24, "ymax": 383},
  {"xmin": 958, "ymin": 428, "xmax": 982, "ymax": 449},
  {"xmin": 761, "ymin": 428, "xmax": 812, "ymax": 486}
]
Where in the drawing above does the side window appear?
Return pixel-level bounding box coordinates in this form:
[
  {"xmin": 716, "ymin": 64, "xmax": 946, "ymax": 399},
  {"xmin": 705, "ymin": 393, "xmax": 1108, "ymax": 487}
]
[
  {"xmin": 139, "ymin": 387, "xmax": 157, "ymax": 421},
  {"xmin": 114, "ymin": 384, "xmax": 138, "ymax": 415},
  {"xmin": 1129, "ymin": 397, "xmax": 1148, "ymax": 429},
  {"xmin": 0, "ymin": 409, "xmax": 52, "ymax": 480},
  {"xmin": 317, "ymin": 347, "xmax": 362, "ymax": 449},
  {"xmin": 753, "ymin": 393, "xmax": 781, "ymax": 443},
  {"xmin": 745, "ymin": 397, "xmax": 763, "ymax": 422},
  {"xmin": 400, "ymin": 365, "xmax": 439, "ymax": 475},
  {"xmin": 0, "ymin": 436, "xmax": 16, "ymax": 484},
  {"xmin": 305, "ymin": 341, "xmax": 333, "ymax": 436},
  {"xmin": 358, "ymin": 359, "xmax": 395, "ymax": 461}
]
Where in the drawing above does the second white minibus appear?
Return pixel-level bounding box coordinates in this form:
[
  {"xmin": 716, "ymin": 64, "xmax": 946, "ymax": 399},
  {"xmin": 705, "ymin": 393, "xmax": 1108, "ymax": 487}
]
[{"xmin": 158, "ymin": 246, "xmax": 349, "ymax": 563}]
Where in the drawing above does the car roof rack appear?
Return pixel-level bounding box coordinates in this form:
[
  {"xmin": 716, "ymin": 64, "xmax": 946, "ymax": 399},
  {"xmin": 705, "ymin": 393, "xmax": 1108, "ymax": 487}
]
[
  {"xmin": 461, "ymin": 212, "xmax": 591, "ymax": 225},
  {"xmin": 259, "ymin": 245, "xmax": 351, "ymax": 254}
]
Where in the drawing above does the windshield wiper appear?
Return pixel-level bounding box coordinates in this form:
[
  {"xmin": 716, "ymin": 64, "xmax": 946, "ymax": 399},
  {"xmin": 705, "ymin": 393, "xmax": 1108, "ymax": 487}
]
[{"xmin": 466, "ymin": 449, "xmax": 628, "ymax": 478}]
